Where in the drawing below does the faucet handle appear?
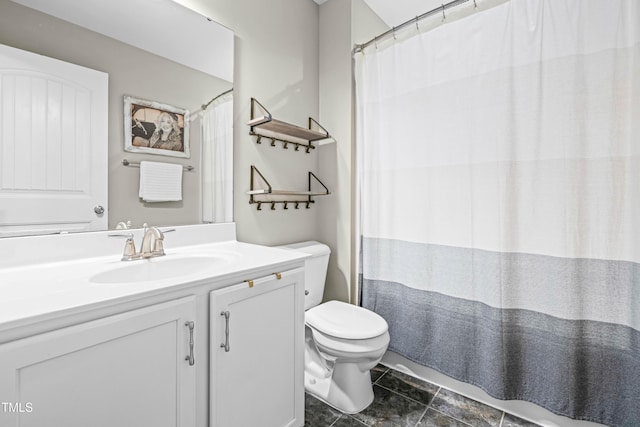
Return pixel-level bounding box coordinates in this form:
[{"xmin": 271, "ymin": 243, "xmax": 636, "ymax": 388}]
[
  {"xmin": 108, "ymin": 232, "xmax": 133, "ymax": 238},
  {"xmin": 151, "ymin": 228, "xmax": 174, "ymax": 255},
  {"xmin": 122, "ymin": 238, "xmax": 138, "ymax": 260},
  {"xmin": 153, "ymin": 238, "xmax": 166, "ymax": 256},
  {"xmin": 108, "ymin": 233, "xmax": 137, "ymax": 261}
]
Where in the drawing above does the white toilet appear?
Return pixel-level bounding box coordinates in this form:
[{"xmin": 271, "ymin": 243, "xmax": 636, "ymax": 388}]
[{"xmin": 278, "ymin": 241, "xmax": 390, "ymax": 414}]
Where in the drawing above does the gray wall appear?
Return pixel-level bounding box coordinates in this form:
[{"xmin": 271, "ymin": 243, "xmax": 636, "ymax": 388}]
[
  {"xmin": 186, "ymin": 0, "xmax": 323, "ymax": 246},
  {"xmin": 197, "ymin": 0, "xmax": 387, "ymax": 304},
  {"xmin": 186, "ymin": 0, "xmax": 387, "ymax": 303},
  {"xmin": 0, "ymin": 0, "xmax": 231, "ymax": 229},
  {"xmin": 318, "ymin": 0, "xmax": 388, "ymax": 303}
]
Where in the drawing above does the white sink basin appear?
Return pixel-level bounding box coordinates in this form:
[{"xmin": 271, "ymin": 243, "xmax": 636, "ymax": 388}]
[{"xmin": 90, "ymin": 255, "xmax": 228, "ymax": 284}]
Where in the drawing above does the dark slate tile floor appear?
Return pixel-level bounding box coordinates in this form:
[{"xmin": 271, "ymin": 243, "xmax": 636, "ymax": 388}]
[{"xmin": 305, "ymin": 365, "xmax": 541, "ymax": 427}]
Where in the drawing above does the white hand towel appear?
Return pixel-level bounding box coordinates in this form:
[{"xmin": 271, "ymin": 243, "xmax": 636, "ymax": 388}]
[{"xmin": 139, "ymin": 161, "xmax": 183, "ymax": 202}]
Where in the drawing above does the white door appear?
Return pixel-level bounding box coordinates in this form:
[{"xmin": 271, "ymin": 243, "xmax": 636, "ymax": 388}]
[
  {"xmin": 0, "ymin": 43, "xmax": 108, "ymax": 237},
  {"xmin": 210, "ymin": 268, "xmax": 305, "ymax": 427},
  {"xmin": 0, "ymin": 297, "xmax": 197, "ymax": 427}
]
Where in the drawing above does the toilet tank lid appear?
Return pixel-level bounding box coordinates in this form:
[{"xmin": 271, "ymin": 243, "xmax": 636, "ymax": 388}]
[
  {"xmin": 306, "ymin": 300, "xmax": 388, "ymax": 340},
  {"xmin": 277, "ymin": 241, "xmax": 330, "ymax": 256}
]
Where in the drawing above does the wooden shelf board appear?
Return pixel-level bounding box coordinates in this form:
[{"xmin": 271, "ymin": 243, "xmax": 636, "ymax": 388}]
[
  {"xmin": 247, "ymin": 189, "xmax": 330, "ymax": 196},
  {"xmin": 248, "ymin": 116, "xmax": 329, "ymax": 142}
]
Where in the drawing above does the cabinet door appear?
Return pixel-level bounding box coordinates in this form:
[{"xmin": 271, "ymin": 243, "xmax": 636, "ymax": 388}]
[
  {"xmin": 210, "ymin": 267, "xmax": 304, "ymax": 427},
  {"xmin": 0, "ymin": 297, "xmax": 197, "ymax": 427}
]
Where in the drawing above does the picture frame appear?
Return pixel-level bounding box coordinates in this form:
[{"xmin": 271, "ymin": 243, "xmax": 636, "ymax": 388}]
[{"xmin": 124, "ymin": 95, "xmax": 190, "ymax": 158}]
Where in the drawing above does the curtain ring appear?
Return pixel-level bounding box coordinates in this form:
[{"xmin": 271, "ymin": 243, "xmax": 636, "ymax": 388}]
[
  {"xmin": 441, "ymin": 4, "xmax": 446, "ymax": 22},
  {"xmin": 392, "ymin": 27, "xmax": 397, "ymax": 40},
  {"xmin": 415, "ymin": 16, "xmax": 420, "ymax": 30},
  {"xmin": 473, "ymin": 0, "xmax": 477, "ymax": 7}
]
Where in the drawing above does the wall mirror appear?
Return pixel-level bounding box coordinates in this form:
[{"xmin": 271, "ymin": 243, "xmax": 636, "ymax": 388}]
[{"xmin": 0, "ymin": 0, "xmax": 234, "ymax": 237}]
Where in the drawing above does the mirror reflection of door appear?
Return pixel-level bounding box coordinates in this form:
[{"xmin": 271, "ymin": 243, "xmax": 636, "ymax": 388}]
[{"xmin": 0, "ymin": 43, "xmax": 108, "ymax": 237}]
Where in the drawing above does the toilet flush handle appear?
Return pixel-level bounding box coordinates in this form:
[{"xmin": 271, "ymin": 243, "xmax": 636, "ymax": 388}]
[{"xmin": 220, "ymin": 311, "xmax": 231, "ymax": 352}]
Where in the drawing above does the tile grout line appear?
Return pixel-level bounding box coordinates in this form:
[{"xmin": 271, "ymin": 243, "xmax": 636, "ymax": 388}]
[
  {"xmin": 375, "ymin": 383, "xmax": 433, "ymax": 408},
  {"xmin": 430, "ymin": 386, "xmax": 441, "ymax": 406},
  {"xmin": 344, "ymin": 414, "xmax": 369, "ymax": 426},
  {"xmin": 413, "ymin": 404, "xmax": 430, "ymax": 427},
  {"xmin": 378, "ymin": 382, "xmax": 442, "ymax": 425},
  {"xmin": 330, "ymin": 410, "xmax": 371, "ymax": 427},
  {"xmin": 423, "ymin": 387, "xmax": 489, "ymax": 427},
  {"xmin": 426, "ymin": 383, "xmax": 517, "ymax": 427},
  {"xmin": 428, "ymin": 407, "xmax": 477, "ymax": 427},
  {"xmin": 328, "ymin": 415, "xmax": 340, "ymax": 427},
  {"xmin": 373, "ymin": 368, "xmax": 389, "ymax": 385}
]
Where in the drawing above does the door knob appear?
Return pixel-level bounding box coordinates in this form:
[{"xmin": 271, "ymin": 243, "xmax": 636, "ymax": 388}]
[{"xmin": 94, "ymin": 205, "xmax": 105, "ymax": 215}]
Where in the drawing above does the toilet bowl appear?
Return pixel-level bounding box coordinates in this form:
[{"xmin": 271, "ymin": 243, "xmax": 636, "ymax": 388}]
[
  {"xmin": 305, "ymin": 300, "xmax": 390, "ymax": 413},
  {"xmin": 277, "ymin": 241, "xmax": 390, "ymax": 414}
]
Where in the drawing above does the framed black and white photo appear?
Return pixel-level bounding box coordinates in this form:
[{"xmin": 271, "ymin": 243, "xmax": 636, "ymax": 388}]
[{"xmin": 124, "ymin": 96, "xmax": 190, "ymax": 158}]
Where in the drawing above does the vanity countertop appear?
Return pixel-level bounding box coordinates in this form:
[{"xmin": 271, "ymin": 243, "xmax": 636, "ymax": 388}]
[{"xmin": 0, "ymin": 224, "xmax": 308, "ymax": 332}]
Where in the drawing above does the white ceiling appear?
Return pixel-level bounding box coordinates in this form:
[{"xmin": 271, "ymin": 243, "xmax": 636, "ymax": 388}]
[
  {"xmin": 363, "ymin": 0, "xmax": 453, "ymax": 27},
  {"xmin": 314, "ymin": 0, "xmax": 449, "ymax": 28}
]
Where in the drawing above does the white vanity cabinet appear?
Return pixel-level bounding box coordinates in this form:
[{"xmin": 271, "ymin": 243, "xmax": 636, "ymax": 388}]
[
  {"xmin": 0, "ymin": 296, "xmax": 197, "ymax": 427},
  {"xmin": 0, "ymin": 224, "xmax": 309, "ymax": 427},
  {"xmin": 210, "ymin": 267, "xmax": 305, "ymax": 427}
]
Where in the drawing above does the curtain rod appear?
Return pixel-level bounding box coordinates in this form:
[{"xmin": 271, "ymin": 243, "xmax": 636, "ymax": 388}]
[
  {"xmin": 353, "ymin": 0, "xmax": 470, "ymax": 54},
  {"xmin": 202, "ymin": 87, "xmax": 233, "ymax": 110}
]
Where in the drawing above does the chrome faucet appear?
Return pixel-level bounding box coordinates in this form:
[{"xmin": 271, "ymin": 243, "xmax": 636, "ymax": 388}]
[
  {"xmin": 109, "ymin": 226, "xmax": 174, "ymax": 261},
  {"xmin": 140, "ymin": 226, "xmax": 165, "ymax": 258}
]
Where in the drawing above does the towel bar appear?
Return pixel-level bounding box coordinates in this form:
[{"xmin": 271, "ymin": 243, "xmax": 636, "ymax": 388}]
[{"xmin": 122, "ymin": 159, "xmax": 194, "ymax": 171}]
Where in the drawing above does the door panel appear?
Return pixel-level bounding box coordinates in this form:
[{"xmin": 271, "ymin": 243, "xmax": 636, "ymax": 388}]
[{"xmin": 0, "ymin": 43, "xmax": 108, "ymax": 236}]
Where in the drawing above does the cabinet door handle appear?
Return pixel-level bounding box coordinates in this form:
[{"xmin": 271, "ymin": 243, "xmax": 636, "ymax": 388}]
[
  {"xmin": 220, "ymin": 311, "xmax": 230, "ymax": 352},
  {"xmin": 185, "ymin": 321, "xmax": 195, "ymax": 366}
]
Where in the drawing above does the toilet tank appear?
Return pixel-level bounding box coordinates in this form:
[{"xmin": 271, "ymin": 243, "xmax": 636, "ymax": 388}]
[{"xmin": 276, "ymin": 241, "xmax": 330, "ymax": 310}]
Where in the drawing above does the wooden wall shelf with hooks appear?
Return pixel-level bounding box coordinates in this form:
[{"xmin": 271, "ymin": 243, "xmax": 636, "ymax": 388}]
[
  {"xmin": 248, "ymin": 98, "xmax": 334, "ymax": 153},
  {"xmin": 247, "ymin": 165, "xmax": 330, "ymax": 210}
]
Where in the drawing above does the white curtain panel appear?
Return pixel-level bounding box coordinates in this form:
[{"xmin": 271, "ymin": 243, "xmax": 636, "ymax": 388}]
[
  {"xmin": 202, "ymin": 93, "xmax": 233, "ymax": 223},
  {"xmin": 357, "ymin": 0, "xmax": 640, "ymax": 266},
  {"xmin": 355, "ymin": 1, "xmax": 640, "ymax": 425}
]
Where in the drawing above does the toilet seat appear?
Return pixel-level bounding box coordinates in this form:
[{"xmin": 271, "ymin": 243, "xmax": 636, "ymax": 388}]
[
  {"xmin": 306, "ymin": 300, "xmax": 388, "ymax": 340},
  {"xmin": 309, "ymin": 326, "xmax": 390, "ymax": 361}
]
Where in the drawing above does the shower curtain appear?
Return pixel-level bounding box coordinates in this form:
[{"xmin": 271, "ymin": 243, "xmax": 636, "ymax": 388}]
[
  {"xmin": 202, "ymin": 92, "xmax": 233, "ymax": 223},
  {"xmin": 355, "ymin": 1, "xmax": 640, "ymax": 426}
]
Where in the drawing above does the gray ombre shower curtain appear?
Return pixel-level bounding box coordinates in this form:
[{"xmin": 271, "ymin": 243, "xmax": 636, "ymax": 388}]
[{"xmin": 354, "ymin": 1, "xmax": 640, "ymax": 425}]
